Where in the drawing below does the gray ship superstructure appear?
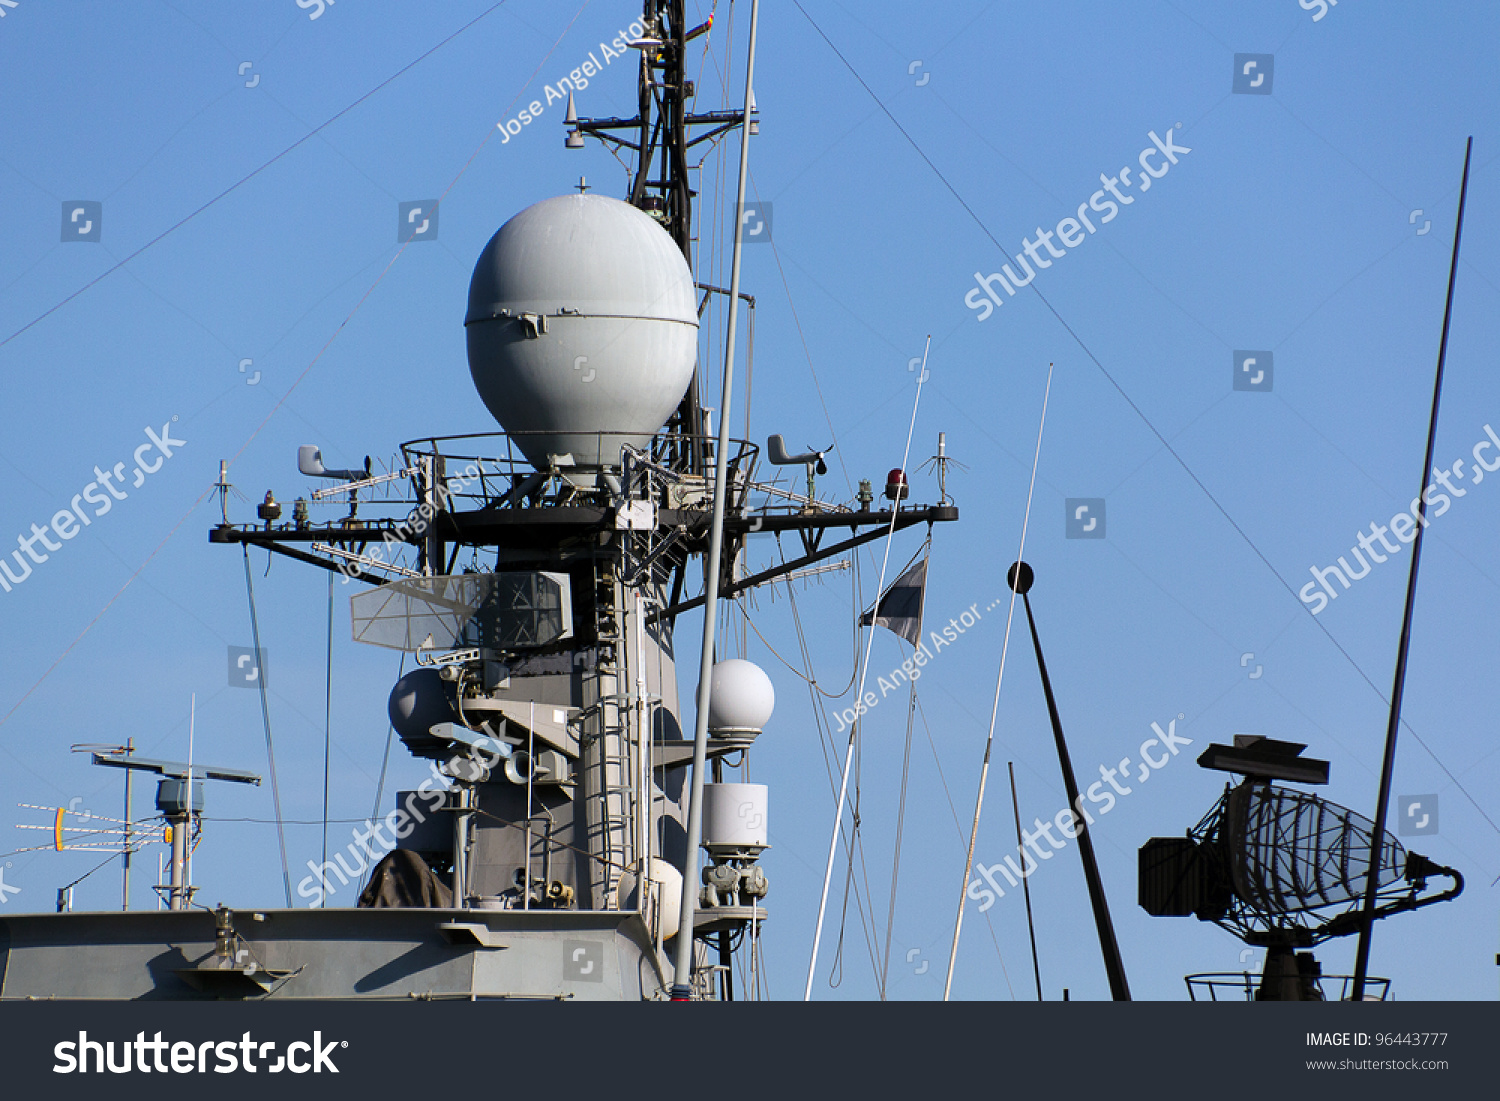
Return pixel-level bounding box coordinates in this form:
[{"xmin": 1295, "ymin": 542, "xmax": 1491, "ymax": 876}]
[{"xmin": 0, "ymin": 0, "xmax": 957, "ymax": 1001}]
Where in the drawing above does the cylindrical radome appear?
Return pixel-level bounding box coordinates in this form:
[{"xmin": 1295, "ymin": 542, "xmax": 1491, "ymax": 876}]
[
  {"xmin": 703, "ymin": 783, "xmax": 768, "ymax": 849},
  {"xmin": 464, "ymin": 194, "xmax": 698, "ymax": 475}
]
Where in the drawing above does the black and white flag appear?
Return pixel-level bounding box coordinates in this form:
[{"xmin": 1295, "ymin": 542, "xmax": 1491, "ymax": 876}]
[{"xmin": 860, "ymin": 556, "xmax": 927, "ymax": 646}]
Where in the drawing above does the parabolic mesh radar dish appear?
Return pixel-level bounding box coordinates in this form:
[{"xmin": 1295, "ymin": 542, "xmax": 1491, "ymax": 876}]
[
  {"xmin": 1139, "ymin": 778, "xmax": 1462, "ymax": 944},
  {"xmin": 1224, "ymin": 783, "xmax": 1404, "ymax": 917}
]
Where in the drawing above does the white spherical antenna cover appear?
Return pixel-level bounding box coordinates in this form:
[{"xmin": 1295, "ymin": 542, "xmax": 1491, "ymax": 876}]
[
  {"xmin": 465, "ymin": 194, "xmax": 698, "ymax": 473},
  {"xmin": 705, "ymin": 658, "xmax": 774, "ymax": 734},
  {"xmin": 615, "ymin": 857, "xmax": 684, "ymax": 941}
]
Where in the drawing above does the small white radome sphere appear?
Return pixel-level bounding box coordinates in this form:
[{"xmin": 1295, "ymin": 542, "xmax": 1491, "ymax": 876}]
[
  {"xmin": 705, "ymin": 658, "xmax": 774, "ymax": 734},
  {"xmin": 465, "ymin": 194, "xmax": 698, "ymax": 473}
]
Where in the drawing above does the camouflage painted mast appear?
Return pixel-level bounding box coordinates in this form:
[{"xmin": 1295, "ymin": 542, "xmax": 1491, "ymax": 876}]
[{"xmin": 0, "ymin": 0, "xmax": 955, "ymax": 1001}]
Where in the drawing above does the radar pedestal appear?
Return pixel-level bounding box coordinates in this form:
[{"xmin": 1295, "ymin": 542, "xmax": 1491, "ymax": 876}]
[
  {"xmin": 699, "ymin": 782, "xmax": 769, "ymax": 911},
  {"xmin": 1255, "ymin": 943, "xmax": 1323, "ymax": 1002},
  {"xmin": 91, "ymin": 750, "xmax": 262, "ymax": 913}
]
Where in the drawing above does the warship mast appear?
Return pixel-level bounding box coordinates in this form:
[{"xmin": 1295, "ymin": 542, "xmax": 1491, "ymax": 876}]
[{"xmin": 194, "ymin": 0, "xmax": 957, "ymax": 1000}]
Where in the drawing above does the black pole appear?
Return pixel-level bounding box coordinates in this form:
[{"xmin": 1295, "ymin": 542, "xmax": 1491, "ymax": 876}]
[
  {"xmin": 1351, "ymin": 136, "xmax": 1473, "ymax": 1000},
  {"xmin": 1008, "ymin": 760, "xmax": 1044, "ymax": 1001},
  {"xmin": 1010, "ymin": 562, "xmax": 1131, "ymax": 1000}
]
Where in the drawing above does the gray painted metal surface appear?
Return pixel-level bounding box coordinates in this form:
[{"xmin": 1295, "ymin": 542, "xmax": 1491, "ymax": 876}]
[{"xmin": 0, "ymin": 908, "xmax": 665, "ymax": 1001}]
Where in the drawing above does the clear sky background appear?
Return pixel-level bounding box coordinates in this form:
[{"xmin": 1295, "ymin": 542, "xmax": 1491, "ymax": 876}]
[{"xmin": 1, "ymin": 0, "xmax": 1496, "ymax": 1002}]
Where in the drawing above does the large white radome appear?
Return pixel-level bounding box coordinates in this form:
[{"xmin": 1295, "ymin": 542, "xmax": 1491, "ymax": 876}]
[{"xmin": 465, "ymin": 194, "xmax": 698, "ymax": 474}]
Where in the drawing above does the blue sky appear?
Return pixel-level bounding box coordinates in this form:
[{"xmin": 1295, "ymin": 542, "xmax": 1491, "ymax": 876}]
[{"xmin": 1, "ymin": 0, "xmax": 1497, "ymax": 1001}]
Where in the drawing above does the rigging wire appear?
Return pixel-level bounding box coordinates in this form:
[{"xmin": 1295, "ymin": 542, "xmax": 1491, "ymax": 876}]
[
  {"xmin": 790, "ymin": 0, "xmax": 1500, "ymax": 851},
  {"xmin": 944, "ymin": 361, "xmax": 1055, "ymax": 1000},
  {"xmin": 831, "ymin": 725, "xmax": 889, "ymax": 991},
  {"xmin": 826, "ymin": 729, "xmax": 888, "ymax": 991},
  {"xmin": 0, "ymin": 2, "xmax": 596, "ymax": 737},
  {"xmin": 360, "ymin": 651, "xmax": 408, "ymax": 896},
  {"xmin": 688, "ymin": 30, "xmax": 896, "ymax": 993},
  {"xmin": 878, "ymin": 639, "xmax": 923, "ymax": 998},
  {"xmin": 857, "ymin": 536, "xmax": 938, "ymax": 997},
  {"xmin": 691, "ymin": 7, "xmax": 851, "ymax": 497},
  {"xmin": 770, "ymin": 540, "xmax": 886, "ymax": 989},
  {"xmin": 748, "ymin": 172, "xmax": 855, "ymax": 498},
  {"xmin": 806, "ymin": 335, "xmax": 932, "ymax": 1000},
  {"xmin": 0, "ymin": 486, "xmax": 214, "ymax": 733},
  {"xmin": 915, "ymin": 694, "xmax": 1016, "ymax": 999},
  {"xmin": 242, "ymin": 544, "xmax": 294, "ymax": 908},
  {"xmin": 55, "ymin": 850, "xmax": 124, "ymax": 902},
  {"xmin": 0, "ymin": 1, "xmax": 520, "ymax": 353},
  {"xmin": 321, "ymin": 572, "xmax": 335, "ymax": 898},
  {"xmin": 1008, "ymin": 760, "xmax": 1044, "ymax": 1002},
  {"xmin": 739, "ymin": 592, "xmax": 858, "ymax": 698}
]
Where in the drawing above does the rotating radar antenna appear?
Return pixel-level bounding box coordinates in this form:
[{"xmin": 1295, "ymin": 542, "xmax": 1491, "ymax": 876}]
[{"xmin": 1138, "ymin": 736, "xmax": 1461, "ymax": 1000}]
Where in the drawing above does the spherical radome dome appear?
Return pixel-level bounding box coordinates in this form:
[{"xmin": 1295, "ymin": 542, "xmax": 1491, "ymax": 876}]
[
  {"xmin": 465, "ymin": 194, "xmax": 698, "ymax": 474},
  {"xmin": 388, "ymin": 668, "xmax": 464, "ymax": 759},
  {"xmin": 705, "ymin": 658, "xmax": 775, "ymax": 735}
]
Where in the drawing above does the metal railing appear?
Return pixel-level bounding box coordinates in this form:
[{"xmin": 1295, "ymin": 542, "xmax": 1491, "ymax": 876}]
[
  {"xmin": 1185, "ymin": 972, "xmax": 1391, "ymax": 1001},
  {"xmin": 398, "ymin": 430, "xmax": 760, "ymax": 513}
]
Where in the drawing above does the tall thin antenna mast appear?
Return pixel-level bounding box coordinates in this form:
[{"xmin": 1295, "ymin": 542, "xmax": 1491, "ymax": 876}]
[
  {"xmin": 186, "ymin": 693, "xmax": 195, "ymax": 906},
  {"xmin": 322, "ymin": 574, "xmax": 335, "ymax": 900},
  {"xmin": 671, "ymin": 0, "xmax": 760, "ymax": 1000},
  {"xmin": 1351, "ymin": 136, "xmax": 1473, "ymax": 999},
  {"xmin": 122, "ymin": 736, "xmax": 133, "ymax": 910}
]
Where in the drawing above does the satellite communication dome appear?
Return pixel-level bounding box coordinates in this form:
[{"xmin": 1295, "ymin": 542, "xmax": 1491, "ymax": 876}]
[
  {"xmin": 388, "ymin": 668, "xmax": 465, "ymax": 759},
  {"xmin": 465, "ymin": 194, "xmax": 699, "ymax": 476},
  {"xmin": 704, "ymin": 658, "xmax": 775, "ymax": 735}
]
